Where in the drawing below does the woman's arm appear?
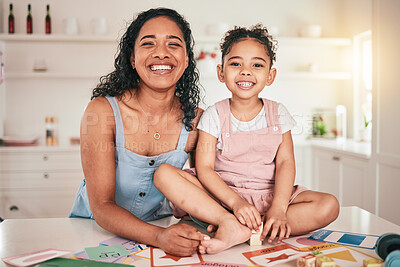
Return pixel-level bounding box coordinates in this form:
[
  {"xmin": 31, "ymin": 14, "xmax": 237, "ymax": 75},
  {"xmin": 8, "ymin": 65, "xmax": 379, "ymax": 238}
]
[
  {"xmin": 261, "ymin": 130, "xmax": 296, "ymax": 243},
  {"xmin": 81, "ymin": 97, "xmax": 202, "ymax": 256},
  {"xmin": 196, "ymin": 130, "xmax": 261, "ymax": 230}
]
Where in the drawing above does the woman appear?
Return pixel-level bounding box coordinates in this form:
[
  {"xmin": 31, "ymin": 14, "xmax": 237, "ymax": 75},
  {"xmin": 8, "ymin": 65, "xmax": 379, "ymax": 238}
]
[{"xmin": 69, "ymin": 8, "xmax": 204, "ymax": 256}]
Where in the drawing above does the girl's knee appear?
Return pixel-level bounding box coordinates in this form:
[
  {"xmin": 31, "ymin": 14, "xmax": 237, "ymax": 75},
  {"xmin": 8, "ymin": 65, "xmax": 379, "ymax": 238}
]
[
  {"xmin": 154, "ymin": 163, "xmax": 175, "ymax": 187},
  {"xmin": 318, "ymin": 193, "xmax": 340, "ymax": 222}
]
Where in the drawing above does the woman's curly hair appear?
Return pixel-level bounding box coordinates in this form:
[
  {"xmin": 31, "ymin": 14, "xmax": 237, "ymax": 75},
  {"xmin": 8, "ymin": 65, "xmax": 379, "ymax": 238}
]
[
  {"xmin": 220, "ymin": 24, "xmax": 278, "ymax": 68},
  {"xmin": 92, "ymin": 8, "xmax": 200, "ymax": 131}
]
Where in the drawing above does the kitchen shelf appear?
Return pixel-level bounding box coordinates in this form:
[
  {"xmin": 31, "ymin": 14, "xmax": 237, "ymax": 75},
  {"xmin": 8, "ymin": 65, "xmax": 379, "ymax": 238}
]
[
  {"xmin": 277, "ymin": 37, "xmax": 352, "ymax": 46},
  {"xmin": 5, "ymin": 72, "xmax": 102, "ymax": 79},
  {"xmin": 278, "ymin": 71, "xmax": 352, "ymax": 80},
  {"xmin": 199, "ymin": 71, "xmax": 351, "ymax": 80},
  {"xmin": 0, "ymin": 34, "xmax": 351, "ymax": 46},
  {"xmin": 195, "ymin": 36, "xmax": 352, "ymax": 46},
  {"xmin": 0, "ymin": 34, "xmax": 117, "ymax": 43}
]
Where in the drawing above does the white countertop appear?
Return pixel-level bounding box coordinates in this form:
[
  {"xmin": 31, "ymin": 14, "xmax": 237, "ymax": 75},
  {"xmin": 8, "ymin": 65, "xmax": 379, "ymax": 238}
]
[
  {"xmin": 294, "ymin": 138, "xmax": 371, "ymax": 159},
  {"xmin": 0, "ymin": 145, "xmax": 80, "ymax": 152},
  {"xmin": 1, "ymin": 207, "xmax": 399, "ymax": 267},
  {"xmin": 0, "ymin": 138, "xmax": 371, "ymax": 158}
]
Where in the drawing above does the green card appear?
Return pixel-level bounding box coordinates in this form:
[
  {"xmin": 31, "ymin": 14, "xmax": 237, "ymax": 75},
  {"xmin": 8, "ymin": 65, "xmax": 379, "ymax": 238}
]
[
  {"xmin": 37, "ymin": 258, "xmax": 128, "ymax": 266},
  {"xmin": 84, "ymin": 244, "xmax": 130, "ymax": 260}
]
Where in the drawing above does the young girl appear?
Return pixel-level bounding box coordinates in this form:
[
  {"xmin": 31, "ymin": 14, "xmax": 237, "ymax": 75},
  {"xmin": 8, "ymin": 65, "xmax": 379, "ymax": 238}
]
[{"xmin": 154, "ymin": 24, "xmax": 339, "ymax": 254}]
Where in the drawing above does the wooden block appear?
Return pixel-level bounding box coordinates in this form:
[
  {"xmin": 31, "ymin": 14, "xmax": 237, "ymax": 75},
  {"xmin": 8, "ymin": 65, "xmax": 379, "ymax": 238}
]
[
  {"xmin": 248, "ymin": 222, "xmax": 263, "ymax": 246},
  {"xmin": 316, "ymin": 256, "xmax": 336, "ymax": 267},
  {"xmin": 249, "ymin": 232, "xmax": 262, "ymax": 246},
  {"xmin": 363, "ymin": 258, "xmax": 383, "ymax": 267},
  {"xmin": 297, "ymin": 253, "xmax": 316, "ymax": 267}
]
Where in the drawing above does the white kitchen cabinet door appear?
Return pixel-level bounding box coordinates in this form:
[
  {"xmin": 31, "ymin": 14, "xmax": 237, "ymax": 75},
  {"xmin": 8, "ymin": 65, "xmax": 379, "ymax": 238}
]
[
  {"xmin": 1, "ymin": 189, "xmax": 78, "ymax": 219},
  {"xmin": 0, "ymin": 147, "xmax": 82, "ymax": 219},
  {"xmin": 312, "ymin": 149, "xmax": 341, "ymax": 201},
  {"xmin": 341, "ymin": 157, "xmax": 369, "ymax": 208},
  {"xmin": 312, "ymin": 147, "xmax": 370, "ymax": 209},
  {"xmin": 377, "ymin": 165, "xmax": 400, "ymax": 225}
]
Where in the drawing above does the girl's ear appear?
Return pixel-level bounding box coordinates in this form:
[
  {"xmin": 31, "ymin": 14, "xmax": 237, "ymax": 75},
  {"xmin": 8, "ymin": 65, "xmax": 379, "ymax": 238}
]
[
  {"xmin": 217, "ymin": 64, "xmax": 225, "ymax": 83},
  {"xmin": 130, "ymin": 55, "xmax": 135, "ymax": 69},
  {"xmin": 266, "ymin": 68, "xmax": 277, "ymax": 86}
]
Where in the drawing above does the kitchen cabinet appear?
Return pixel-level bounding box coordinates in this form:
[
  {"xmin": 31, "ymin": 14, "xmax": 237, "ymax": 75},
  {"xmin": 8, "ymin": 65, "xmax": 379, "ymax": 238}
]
[
  {"xmin": 0, "ymin": 147, "xmax": 83, "ymax": 219},
  {"xmin": 312, "ymin": 146, "xmax": 370, "ymax": 210},
  {"xmin": 312, "ymin": 148, "xmax": 341, "ymax": 199}
]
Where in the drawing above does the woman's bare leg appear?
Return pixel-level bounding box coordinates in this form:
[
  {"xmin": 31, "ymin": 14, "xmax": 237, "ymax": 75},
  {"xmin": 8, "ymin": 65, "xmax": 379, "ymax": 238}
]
[
  {"xmin": 154, "ymin": 164, "xmax": 251, "ymax": 254},
  {"xmin": 286, "ymin": 191, "xmax": 340, "ymax": 235}
]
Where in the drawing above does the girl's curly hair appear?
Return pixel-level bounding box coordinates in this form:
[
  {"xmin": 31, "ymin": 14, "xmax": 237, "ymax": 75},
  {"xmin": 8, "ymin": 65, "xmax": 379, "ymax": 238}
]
[
  {"xmin": 220, "ymin": 24, "xmax": 278, "ymax": 68},
  {"xmin": 91, "ymin": 8, "xmax": 200, "ymax": 131}
]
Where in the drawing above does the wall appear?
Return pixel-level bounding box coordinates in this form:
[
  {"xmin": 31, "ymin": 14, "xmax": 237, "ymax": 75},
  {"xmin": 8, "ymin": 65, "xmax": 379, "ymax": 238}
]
[
  {"xmin": 0, "ymin": 0, "xmax": 371, "ymax": 144},
  {"xmin": 370, "ymin": 0, "xmax": 400, "ymax": 225},
  {"xmin": 2, "ymin": 0, "xmax": 366, "ymax": 38}
]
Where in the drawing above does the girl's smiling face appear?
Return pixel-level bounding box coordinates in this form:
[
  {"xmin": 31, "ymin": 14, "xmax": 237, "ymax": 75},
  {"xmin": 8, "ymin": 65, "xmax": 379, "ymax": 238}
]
[
  {"xmin": 217, "ymin": 38, "xmax": 276, "ymax": 101},
  {"xmin": 132, "ymin": 16, "xmax": 188, "ymax": 92}
]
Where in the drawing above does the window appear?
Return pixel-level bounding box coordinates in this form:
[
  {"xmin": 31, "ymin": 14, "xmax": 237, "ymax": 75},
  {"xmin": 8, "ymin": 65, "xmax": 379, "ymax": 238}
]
[{"xmin": 354, "ymin": 31, "xmax": 372, "ymax": 142}]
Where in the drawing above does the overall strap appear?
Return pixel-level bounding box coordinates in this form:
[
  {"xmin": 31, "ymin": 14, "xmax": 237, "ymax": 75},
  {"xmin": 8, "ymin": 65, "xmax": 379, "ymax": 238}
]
[
  {"xmin": 105, "ymin": 96, "xmax": 125, "ymax": 148},
  {"xmin": 176, "ymin": 123, "xmax": 189, "ymax": 151},
  {"xmin": 262, "ymin": 98, "xmax": 281, "ymax": 131},
  {"xmin": 215, "ymin": 99, "xmax": 231, "ymax": 135}
]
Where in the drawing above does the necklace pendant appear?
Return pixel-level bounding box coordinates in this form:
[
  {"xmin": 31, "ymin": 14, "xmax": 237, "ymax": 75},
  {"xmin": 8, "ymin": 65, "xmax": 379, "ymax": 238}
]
[{"xmin": 154, "ymin": 131, "xmax": 161, "ymax": 140}]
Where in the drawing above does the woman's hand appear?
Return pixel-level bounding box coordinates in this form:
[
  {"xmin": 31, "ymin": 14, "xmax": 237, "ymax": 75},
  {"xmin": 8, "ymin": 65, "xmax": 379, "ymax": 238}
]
[
  {"xmin": 232, "ymin": 198, "xmax": 262, "ymax": 231},
  {"xmin": 260, "ymin": 206, "xmax": 291, "ymax": 244},
  {"xmin": 156, "ymin": 224, "xmax": 205, "ymax": 256}
]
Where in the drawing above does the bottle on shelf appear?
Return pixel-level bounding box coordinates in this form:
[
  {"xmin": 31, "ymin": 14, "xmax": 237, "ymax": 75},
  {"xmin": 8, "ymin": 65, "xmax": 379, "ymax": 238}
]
[
  {"xmin": 45, "ymin": 4, "xmax": 51, "ymax": 34},
  {"xmin": 8, "ymin": 3, "xmax": 15, "ymax": 34},
  {"xmin": 27, "ymin": 3, "xmax": 32, "ymax": 34},
  {"xmin": 45, "ymin": 116, "xmax": 58, "ymax": 146}
]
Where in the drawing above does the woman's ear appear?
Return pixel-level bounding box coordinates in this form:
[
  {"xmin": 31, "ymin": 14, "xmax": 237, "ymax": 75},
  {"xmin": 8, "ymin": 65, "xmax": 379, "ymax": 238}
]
[
  {"xmin": 266, "ymin": 68, "xmax": 277, "ymax": 86},
  {"xmin": 130, "ymin": 55, "xmax": 135, "ymax": 69},
  {"xmin": 217, "ymin": 64, "xmax": 224, "ymax": 83}
]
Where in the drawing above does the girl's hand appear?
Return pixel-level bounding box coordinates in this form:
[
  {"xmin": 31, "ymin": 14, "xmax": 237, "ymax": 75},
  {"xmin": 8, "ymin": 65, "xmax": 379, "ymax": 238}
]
[
  {"xmin": 232, "ymin": 198, "xmax": 262, "ymax": 230},
  {"xmin": 156, "ymin": 224, "xmax": 205, "ymax": 256},
  {"xmin": 260, "ymin": 206, "xmax": 291, "ymax": 244}
]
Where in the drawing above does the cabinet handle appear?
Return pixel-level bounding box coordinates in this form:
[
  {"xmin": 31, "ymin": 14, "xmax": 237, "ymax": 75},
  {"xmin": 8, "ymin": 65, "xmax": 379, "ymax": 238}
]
[
  {"xmin": 43, "ymin": 154, "xmax": 48, "ymax": 161},
  {"xmin": 332, "ymin": 156, "xmax": 340, "ymax": 161},
  {"xmin": 9, "ymin": 205, "xmax": 19, "ymax": 211},
  {"xmin": 43, "ymin": 173, "xmax": 49, "ymax": 179}
]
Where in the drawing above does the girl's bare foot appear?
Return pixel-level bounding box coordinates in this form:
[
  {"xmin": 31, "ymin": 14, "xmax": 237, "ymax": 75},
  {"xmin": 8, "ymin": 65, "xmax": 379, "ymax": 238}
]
[
  {"xmin": 199, "ymin": 218, "xmax": 252, "ymax": 254},
  {"xmin": 207, "ymin": 224, "xmax": 217, "ymax": 233}
]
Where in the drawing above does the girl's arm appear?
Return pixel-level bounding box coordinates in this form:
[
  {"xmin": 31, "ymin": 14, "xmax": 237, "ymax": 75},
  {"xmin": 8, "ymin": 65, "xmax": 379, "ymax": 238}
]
[
  {"xmin": 196, "ymin": 130, "xmax": 261, "ymax": 230},
  {"xmin": 261, "ymin": 130, "xmax": 295, "ymax": 243},
  {"xmin": 187, "ymin": 108, "xmax": 204, "ymax": 168},
  {"xmin": 81, "ymin": 97, "xmax": 203, "ymax": 256}
]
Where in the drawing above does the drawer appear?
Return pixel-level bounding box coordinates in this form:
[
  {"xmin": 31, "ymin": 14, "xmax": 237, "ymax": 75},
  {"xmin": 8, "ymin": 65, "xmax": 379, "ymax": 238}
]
[
  {"xmin": 0, "ymin": 171, "xmax": 84, "ymax": 189},
  {"xmin": 1, "ymin": 189, "xmax": 78, "ymax": 219},
  {"xmin": 0, "ymin": 151, "xmax": 81, "ymax": 171}
]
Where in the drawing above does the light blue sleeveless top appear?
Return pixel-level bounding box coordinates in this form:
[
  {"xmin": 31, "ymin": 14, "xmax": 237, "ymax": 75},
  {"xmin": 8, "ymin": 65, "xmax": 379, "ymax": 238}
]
[{"xmin": 69, "ymin": 96, "xmax": 190, "ymax": 221}]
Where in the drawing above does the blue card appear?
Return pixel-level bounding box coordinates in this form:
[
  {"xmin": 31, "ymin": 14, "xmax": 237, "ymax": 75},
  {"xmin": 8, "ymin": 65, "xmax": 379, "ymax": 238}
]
[{"xmin": 309, "ymin": 229, "xmax": 379, "ymax": 249}]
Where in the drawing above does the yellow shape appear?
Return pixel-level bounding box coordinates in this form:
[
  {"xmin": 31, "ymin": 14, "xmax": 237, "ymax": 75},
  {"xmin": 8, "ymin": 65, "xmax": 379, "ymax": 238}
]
[{"xmin": 324, "ymin": 250, "xmax": 357, "ymax": 262}]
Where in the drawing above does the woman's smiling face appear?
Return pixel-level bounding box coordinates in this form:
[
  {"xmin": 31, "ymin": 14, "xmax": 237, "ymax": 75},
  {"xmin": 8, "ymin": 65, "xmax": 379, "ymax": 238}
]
[{"xmin": 132, "ymin": 16, "xmax": 188, "ymax": 92}]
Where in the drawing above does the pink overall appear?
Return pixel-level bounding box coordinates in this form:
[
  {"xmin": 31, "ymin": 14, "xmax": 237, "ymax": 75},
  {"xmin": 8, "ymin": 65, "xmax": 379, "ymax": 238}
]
[{"xmin": 212, "ymin": 98, "xmax": 308, "ymax": 214}]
